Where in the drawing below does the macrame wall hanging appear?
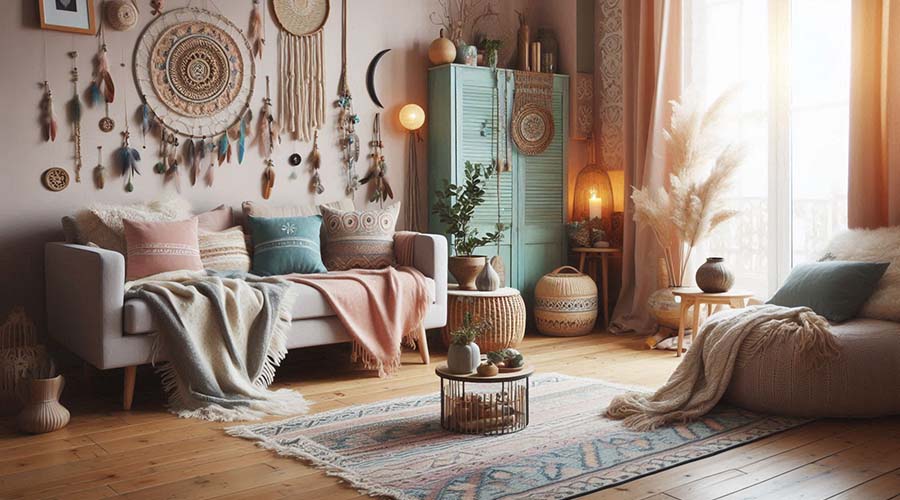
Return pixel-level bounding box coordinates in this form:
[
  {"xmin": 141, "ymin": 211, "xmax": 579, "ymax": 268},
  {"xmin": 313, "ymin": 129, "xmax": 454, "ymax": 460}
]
[
  {"xmin": 134, "ymin": 8, "xmax": 255, "ymax": 140},
  {"xmin": 511, "ymin": 71, "xmax": 554, "ymax": 156},
  {"xmin": 273, "ymin": 0, "xmax": 328, "ymax": 143}
]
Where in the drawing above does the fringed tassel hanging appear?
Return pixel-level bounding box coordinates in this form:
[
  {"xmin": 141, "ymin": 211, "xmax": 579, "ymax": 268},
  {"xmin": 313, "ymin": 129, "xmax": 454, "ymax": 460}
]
[
  {"xmin": 278, "ymin": 30, "xmax": 325, "ymax": 143},
  {"xmin": 93, "ymin": 146, "xmax": 105, "ymax": 190},
  {"xmin": 248, "ymin": 0, "xmax": 264, "ymax": 60}
]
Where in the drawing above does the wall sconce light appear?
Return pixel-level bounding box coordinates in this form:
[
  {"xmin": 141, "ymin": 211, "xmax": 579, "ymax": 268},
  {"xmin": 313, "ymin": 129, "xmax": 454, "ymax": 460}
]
[{"xmin": 399, "ymin": 104, "xmax": 425, "ymax": 231}]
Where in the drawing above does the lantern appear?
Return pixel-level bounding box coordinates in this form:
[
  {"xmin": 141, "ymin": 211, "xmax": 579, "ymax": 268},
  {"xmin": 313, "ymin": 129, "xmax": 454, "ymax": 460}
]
[{"xmin": 573, "ymin": 163, "xmax": 613, "ymax": 222}]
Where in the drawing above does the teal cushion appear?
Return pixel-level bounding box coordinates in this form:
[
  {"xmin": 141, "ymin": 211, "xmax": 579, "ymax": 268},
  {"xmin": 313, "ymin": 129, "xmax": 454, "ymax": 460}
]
[
  {"xmin": 767, "ymin": 261, "xmax": 889, "ymax": 322},
  {"xmin": 248, "ymin": 215, "xmax": 327, "ymax": 276}
]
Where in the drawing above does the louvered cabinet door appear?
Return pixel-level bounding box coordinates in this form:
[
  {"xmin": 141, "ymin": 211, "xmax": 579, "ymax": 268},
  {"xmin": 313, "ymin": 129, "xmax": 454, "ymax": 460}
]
[
  {"xmin": 454, "ymin": 67, "xmax": 516, "ymax": 287},
  {"xmin": 515, "ymin": 76, "xmax": 569, "ymax": 303}
]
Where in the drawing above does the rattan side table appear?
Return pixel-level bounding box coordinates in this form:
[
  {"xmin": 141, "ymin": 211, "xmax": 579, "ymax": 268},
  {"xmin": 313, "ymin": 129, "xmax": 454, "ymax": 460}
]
[
  {"xmin": 442, "ymin": 286, "xmax": 526, "ymax": 352},
  {"xmin": 436, "ymin": 364, "xmax": 534, "ymax": 435}
]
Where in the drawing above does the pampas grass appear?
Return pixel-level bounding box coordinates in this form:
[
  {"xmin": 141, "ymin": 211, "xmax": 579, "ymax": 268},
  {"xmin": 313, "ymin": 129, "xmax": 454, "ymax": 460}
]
[{"xmin": 632, "ymin": 88, "xmax": 745, "ymax": 286}]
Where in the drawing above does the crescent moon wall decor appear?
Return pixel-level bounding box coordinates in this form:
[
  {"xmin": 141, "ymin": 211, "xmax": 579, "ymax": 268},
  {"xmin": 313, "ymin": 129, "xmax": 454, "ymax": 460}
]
[{"xmin": 366, "ymin": 49, "xmax": 391, "ymax": 109}]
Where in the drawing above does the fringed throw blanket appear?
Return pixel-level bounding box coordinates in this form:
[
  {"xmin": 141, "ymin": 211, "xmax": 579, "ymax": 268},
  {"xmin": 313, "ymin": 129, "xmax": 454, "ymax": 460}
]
[
  {"xmin": 606, "ymin": 304, "xmax": 840, "ymax": 430},
  {"xmin": 283, "ymin": 265, "xmax": 431, "ymax": 377},
  {"xmin": 125, "ymin": 271, "xmax": 309, "ymax": 422}
]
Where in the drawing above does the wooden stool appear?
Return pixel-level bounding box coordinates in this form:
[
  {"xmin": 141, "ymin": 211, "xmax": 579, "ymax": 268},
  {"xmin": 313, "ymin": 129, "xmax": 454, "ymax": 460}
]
[
  {"xmin": 572, "ymin": 247, "xmax": 622, "ymax": 328},
  {"xmin": 671, "ymin": 288, "xmax": 754, "ymax": 357},
  {"xmin": 443, "ymin": 286, "xmax": 526, "ymax": 352}
]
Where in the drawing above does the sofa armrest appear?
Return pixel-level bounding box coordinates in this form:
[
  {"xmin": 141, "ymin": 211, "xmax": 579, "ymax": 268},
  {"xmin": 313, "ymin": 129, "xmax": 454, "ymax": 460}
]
[
  {"xmin": 45, "ymin": 243, "xmax": 126, "ymax": 369},
  {"xmin": 412, "ymin": 233, "xmax": 448, "ymax": 328}
]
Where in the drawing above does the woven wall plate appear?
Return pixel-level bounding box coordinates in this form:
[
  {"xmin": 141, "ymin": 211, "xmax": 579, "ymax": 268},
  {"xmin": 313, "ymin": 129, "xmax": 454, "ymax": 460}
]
[
  {"xmin": 133, "ymin": 8, "xmax": 255, "ymax": 138},
  {"xmin": 273, "ymin": 0, "xmax": 329, "ymax": 36},
  {"xmin": 511, "ymin": 103, "xmax": 555, "ymax": 156},
  {"xmin": 42, "ymin": 168, "xmax": 70, "ymax": 192}
]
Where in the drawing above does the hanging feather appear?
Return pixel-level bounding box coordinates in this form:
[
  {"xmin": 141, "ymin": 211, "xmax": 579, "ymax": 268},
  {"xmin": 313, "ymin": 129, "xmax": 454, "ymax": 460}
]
[
  {"xmin": 237, "ymin": 114, "xmax": 247, "ymax": 164},
  {"xmin": 255, "ymin": 77, "xmax": 280, "ymax": 158},
  {"xmin": 116, "ymin": 131, "xmax": 141, "ymax": 192},
  {"xmin": 165, "ymin": 161, "xmax": 181, "ymax": 194},
  {"xmin": 140, "ymin": 102, "xmax": 151, "ymax": 147},
  {"xmin": 217, "ymin": 133, "xmax": 230, "ymax": 165},
  {"xmin": 310, "ymin": 131, "xmax": 324, "ymax": 194},
  {"xmin": 93, "ymin": 146, "xmax": 105, "ymax": 190},
  {"xmin": 205, "ymin": 159, "xmax": 216, "ymax": 187},
  {"xmin": 248, "ymin": 0, "xmax": 264, "ymax": 60},
  {"xmin": 151, "ymin": 0, "xmax": 164, "ymax": 15},
  {"xmin": 88, "ymin": 81, "xmax": 102, "ymax": 107},
  {"xmin": 41, "ymin": 82, "xmax": 57, "ymax": 142},
  {"xmin": 185, "ymin": 139, "xmax": 198, "ymax": 186},
  {"xmin": 262, "ymin": 159, "xmax": 276, "ymax": 199}
]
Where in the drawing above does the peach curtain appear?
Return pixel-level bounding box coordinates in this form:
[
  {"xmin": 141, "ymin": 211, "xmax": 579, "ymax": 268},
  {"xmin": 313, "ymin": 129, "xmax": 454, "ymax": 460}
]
[
  {"xmin": 609, "ymin": 0, "xmax": 683, "ymax": 335},
  {"xmin": 849, "ymin": 0, "xmax": 900, "ymax": 228}
]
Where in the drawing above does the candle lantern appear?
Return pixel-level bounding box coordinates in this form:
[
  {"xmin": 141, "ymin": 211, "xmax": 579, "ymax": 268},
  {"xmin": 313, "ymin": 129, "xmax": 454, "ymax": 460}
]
[{"xmin": 573, "ymin": 163, "xmax": 613, "ymax": 222}]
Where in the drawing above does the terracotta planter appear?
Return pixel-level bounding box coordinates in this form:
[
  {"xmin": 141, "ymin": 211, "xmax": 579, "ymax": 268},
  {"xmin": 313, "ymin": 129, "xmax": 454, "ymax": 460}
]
[
  {"xmin": 449, "ymin": 256, "xmax": 486, "ymax": 290},
  {"xmin": 17, "ymin": 375, "xmax": 69, "ymax": 434},
  {"xmin": 695, "ymin": 257, "xmax": 735, "ymax": 293}
]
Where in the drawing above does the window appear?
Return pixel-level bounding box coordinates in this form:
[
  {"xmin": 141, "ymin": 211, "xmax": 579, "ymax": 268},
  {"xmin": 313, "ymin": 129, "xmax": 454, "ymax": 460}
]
[{"xmin": 684, "ymin": 0, "xmax": 850, "ymax": 298}]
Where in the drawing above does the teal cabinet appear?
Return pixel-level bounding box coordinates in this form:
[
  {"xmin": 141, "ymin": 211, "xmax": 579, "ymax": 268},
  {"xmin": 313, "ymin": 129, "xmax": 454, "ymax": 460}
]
[{"xmin": 428, "ymin": 64, "xmax": 568, "ymax": 300}]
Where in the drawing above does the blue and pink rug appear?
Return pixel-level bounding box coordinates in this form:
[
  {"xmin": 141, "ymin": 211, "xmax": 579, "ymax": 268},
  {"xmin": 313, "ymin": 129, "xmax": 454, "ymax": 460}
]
[{"xmin": 227, "ymin": 374, "xmax": 808, "ymax": 499}]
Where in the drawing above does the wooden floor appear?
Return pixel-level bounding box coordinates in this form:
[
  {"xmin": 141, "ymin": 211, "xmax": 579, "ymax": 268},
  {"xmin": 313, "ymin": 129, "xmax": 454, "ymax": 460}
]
[{"xmin": 1, "ymin": 331, "xmax": 898, "ymax": 500}]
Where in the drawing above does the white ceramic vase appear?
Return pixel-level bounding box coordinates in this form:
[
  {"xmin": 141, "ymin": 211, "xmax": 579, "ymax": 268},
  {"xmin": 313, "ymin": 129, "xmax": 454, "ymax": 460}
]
[{"xmin": 447, "ymin": 342, "xmax": 481, "ymax": 374}]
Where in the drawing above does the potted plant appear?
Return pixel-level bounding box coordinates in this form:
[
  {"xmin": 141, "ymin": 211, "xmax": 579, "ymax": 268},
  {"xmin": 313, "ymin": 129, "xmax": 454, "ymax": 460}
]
[
  {"xmin": 433, "ymin": 161, "xmax": 505, "ymax": 289},
  {"xmin": 480, "ymin": 39, "xmax": 503, "ymax": 69},
  {"xmin": 447, "ymin": 312, "xmax": 488, "ymax": 374}
]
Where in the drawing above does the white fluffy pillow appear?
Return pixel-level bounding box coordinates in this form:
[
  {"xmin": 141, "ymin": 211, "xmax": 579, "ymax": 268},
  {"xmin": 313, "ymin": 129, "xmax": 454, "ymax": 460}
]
[{"xmin": 823, "ymin": 226, "xmax": 900, "ymax": 321}]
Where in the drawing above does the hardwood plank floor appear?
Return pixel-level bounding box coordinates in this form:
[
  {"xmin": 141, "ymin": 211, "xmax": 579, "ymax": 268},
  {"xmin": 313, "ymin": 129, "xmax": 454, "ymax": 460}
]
[{"xmin": 0, "ymin": 331, "xmax": 897, "ymax": 500}]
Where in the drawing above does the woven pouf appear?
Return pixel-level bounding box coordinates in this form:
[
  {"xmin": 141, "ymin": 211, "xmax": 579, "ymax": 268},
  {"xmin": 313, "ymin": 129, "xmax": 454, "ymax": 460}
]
[
  {"xmin": 534, "ymin": 266, "xmax": 598, "ymax": 336},
  {"xmin": 442, "ymin": 286, "xmax": 526, "ymax": 352}
]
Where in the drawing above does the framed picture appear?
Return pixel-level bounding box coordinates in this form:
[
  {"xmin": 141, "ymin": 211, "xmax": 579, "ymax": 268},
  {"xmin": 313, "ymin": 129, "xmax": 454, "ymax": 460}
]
[{"xmin": 38, "ymin": 0, "xmax": 97, "ymax": 35}]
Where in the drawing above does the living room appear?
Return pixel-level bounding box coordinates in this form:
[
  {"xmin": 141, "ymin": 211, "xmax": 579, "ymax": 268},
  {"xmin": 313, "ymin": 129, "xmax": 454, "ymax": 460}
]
[{"xmin": 1, "ymin": 0, "xmax": 898, "ymax": 499}]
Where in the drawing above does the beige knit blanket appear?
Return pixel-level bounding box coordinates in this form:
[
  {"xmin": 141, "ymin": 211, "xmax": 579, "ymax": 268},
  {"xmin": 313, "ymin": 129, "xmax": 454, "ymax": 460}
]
[{"xmin": 606, "ymin": 304, "xmax": 840, "ymax": 430}]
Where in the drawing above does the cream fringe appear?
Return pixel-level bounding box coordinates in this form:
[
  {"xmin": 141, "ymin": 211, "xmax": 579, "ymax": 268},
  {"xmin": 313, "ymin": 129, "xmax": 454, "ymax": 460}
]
[
  {"xmin": 349, "ymin": 327, "xmax": 423, "ymax": 378},
  {"xmin": 278, "ymin": 30, "xmax": 325, "ymax": 143},
  {"xmin": 150, "ymin": 284, "xmax": 309, "ymax": 422}
]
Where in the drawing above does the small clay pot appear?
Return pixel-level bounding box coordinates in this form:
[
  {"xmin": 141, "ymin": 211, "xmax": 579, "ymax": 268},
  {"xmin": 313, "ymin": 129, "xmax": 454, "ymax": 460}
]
[
  {"xmin": 17, "ymin": 375, "xmax": 69, "ymax": 434},
  {"xmin": 477, "ymin": 362, "xmax": 499, "ymax": 377},
  {"xmin": 695, "ymin": 257, "xmax": 735, "ymax": 293}
]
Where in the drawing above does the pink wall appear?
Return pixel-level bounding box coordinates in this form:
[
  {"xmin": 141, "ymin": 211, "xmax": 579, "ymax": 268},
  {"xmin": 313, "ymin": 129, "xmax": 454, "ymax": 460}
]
[{"xmin": 0, "ymin": 0, "xmax": 439, "ymax": 327}]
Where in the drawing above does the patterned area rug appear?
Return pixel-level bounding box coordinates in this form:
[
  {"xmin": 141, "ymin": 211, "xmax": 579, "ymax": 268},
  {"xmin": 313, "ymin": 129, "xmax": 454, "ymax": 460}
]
[{"xmin": 227, "ymin": 374, "xmax": 808, "ymax": 499}]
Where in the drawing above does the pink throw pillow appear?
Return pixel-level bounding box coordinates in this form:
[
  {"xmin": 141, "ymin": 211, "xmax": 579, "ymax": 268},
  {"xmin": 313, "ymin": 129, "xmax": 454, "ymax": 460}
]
[
  {"xmin": 123, "ymin": 218, "xmax": 203, "ymax": 280},
  {"xmin": 197, "ymin": 205, "xmax": 234, "ymax": 232}
]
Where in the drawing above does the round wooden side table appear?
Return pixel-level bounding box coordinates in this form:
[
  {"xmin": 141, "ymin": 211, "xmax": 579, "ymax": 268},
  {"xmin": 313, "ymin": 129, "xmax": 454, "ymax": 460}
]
[
  {"xmin": 442, "ymin": 286, "xmax": 526, "ymax": 352},
  {"xmin": 671, "ymin": 288, "xmax": 754, "ymax": 357},
  {"xmin": 436, "ymin": 364, "xmax": 534, "ymax": 435}
]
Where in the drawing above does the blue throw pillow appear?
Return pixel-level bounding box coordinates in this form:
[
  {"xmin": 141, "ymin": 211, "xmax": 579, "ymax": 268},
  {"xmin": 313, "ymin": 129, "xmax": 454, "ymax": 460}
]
[
  {"xmin": 767, "ymin": 261, "xmax": 889, "ymax": 322},
  {"xmin": 248, "ymin": 215, "xmax": 327, "ymax": 276}
]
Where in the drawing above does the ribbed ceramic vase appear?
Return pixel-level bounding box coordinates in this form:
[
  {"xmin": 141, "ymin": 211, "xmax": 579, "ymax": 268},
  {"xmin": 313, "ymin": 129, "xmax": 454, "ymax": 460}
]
[
  {"xmin": 447, "ymin": 342, "xmax": 481, "ymax": 374},
  {"xmin": 17, "ymin": 375, "xmax": 69, "ymax": 434},
  {"xmin": 475, "ymin": 258, "xmax": 501, "ymax": 291},
  {"xmin": 695, "ymin": 257, "xmax": 735, "ymax": 293}
]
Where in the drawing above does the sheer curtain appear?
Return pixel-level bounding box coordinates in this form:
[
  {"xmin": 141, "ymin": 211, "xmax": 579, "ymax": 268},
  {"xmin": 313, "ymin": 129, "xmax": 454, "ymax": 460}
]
[{"xmin": 683, "ymin": 0, "xmax": 850, "ymax": 298}]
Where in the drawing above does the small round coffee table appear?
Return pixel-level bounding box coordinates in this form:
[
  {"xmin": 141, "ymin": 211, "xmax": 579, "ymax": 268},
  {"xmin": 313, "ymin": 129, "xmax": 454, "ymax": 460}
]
[
  {"xmin": 671, "ymin": 288, "xmax": 754, "ymax": 357},
  {"xmin": 435, "ymin": 364, "xmax": 534, "ymax": 435},
  {"xmin": 443, "ymin": 285, "xmax": 526, "ymax": 352}
]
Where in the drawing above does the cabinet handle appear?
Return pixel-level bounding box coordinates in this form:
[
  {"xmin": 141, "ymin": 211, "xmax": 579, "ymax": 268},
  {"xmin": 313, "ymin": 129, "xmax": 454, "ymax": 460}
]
[{"xmin": 480, "ymin": 120, "xmax": 491, "ymax": 137}]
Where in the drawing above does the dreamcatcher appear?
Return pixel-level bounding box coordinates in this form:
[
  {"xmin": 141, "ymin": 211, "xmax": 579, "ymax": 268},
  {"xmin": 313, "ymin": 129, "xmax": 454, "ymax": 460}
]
[
  {"xmin": 273, "ymin": 0, "xmax": 328, "ymax": 142},
  {"xmin": 133, "ymin": 8, "xmax": 255, "ymax": 141}
]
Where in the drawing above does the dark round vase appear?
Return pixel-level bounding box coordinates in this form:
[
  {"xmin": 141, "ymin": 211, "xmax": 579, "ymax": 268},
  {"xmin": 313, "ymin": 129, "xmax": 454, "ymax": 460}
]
[{"xmin": 695, "ymin": 257, "xmax": 734, "ymax": 293}]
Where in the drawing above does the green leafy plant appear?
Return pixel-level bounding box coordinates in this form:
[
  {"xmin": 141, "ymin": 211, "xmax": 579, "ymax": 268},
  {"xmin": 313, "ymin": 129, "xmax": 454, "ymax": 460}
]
[
  {"xmin": 450, "ymin": 312, "xmax": 489, "ymax": 346},
  {"xmin": 486, "ymin": 348, "xmax": 524, "ymax": 367},
  {"xmin": 480, "ymin": 39, "xmax": 503, "ymax": 52},
  {"xmin": 432, "ymin": 161, "xmax": 505, "ymax": 256}
]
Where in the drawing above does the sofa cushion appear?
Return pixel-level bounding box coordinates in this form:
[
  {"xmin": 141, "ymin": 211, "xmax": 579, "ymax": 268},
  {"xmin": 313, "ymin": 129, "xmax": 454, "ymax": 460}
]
[
  {"xmin": 197, "ymin": 205, "xmax": 235, "ymax": 232},
  {"xmin": 123, "ymin": 218, "xmax": 203, "ymax": 280},
  {"xmin": 247, "ymin": 215, "xmax": 327, "ymax": 276},
  {"xmin": 123, "ymin": 277, "xmax": 436, "ymax": 334},
  {"xmin": 199, "ymin": 226, "xmax": 250, "ymax": 272},
  {"xmin": 321, "ymin": 204, "xmax": 399, "ymax": 271}
]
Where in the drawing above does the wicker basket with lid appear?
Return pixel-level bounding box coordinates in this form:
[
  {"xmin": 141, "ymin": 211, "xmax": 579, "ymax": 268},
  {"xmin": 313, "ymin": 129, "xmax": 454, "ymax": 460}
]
[{"xmin": 534, "ymin": 266, "xmax": 598, "ymax": 336}]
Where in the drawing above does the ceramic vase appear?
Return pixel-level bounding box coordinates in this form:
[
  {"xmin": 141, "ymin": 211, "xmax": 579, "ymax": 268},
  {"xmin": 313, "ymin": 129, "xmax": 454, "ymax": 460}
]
[
  {"xmin": 695, "ymin": 257, "xmax": 735, "ymax": 293},
  {"xmin": 448, "ymin": 256, "xmax": 485, "ymax": 290},
  {"xmin": 17, "ymin": 375, "xmax": 69, "ymax": 434},
  {"xmin": 475, "ymin": 257, "xmax": 500, "ymax": 291},
  {"xmin": 517, "ymin": 22, "xmax": 530, "ymax": 70},
  {"xmin": 428, "ymin": 29, "xmax": 457, "ymax": 66},
  {"xmin": 490, "ymin": 255, "xmax": 506, "ymax": 288},
  {"xmin": 447, "ymin": 342, "xmax": 481, "ymax": 374}
]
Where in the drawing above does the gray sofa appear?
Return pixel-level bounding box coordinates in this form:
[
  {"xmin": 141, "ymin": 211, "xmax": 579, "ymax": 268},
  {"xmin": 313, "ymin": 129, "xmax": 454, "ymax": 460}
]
[{"xmin": 45, "ymin": 233, "xmax": 448, "ymax": 409}]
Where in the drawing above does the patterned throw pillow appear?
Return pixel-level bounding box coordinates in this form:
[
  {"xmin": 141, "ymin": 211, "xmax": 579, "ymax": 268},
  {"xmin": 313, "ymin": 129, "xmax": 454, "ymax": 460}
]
[
  {"xmin": 199, "ymin": 226, "xmax": 250, "ymax": 272},
  {"xmin": 247, "ymin": 215, "xmax": 327, "ymax": 276},
  {"xmin": 123, "ymin": 218, "xmax": 203, "ymax": 280},
  {"xmin": 321, "ymin": 204, "xmax": 399, "ymax": 271}
]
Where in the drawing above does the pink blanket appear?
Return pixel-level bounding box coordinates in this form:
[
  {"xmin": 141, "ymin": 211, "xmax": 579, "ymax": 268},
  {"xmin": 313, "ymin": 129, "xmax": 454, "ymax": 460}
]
[{"xmin": 283, "ymin": 233, "xmax": 429, "ymax": 376}]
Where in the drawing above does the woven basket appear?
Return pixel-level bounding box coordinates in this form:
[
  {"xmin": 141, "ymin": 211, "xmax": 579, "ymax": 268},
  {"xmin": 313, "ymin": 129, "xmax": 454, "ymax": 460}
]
[
  {"xmin": 443, "ymin": 290, "xmax": 526, "ymax": 352},
  {"xmin": 534, "ymin": 266, "xmax": 598, "ymax": 336}
]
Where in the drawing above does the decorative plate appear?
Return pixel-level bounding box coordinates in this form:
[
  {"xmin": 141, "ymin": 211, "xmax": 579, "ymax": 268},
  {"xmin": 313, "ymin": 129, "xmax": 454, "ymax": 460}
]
[
  {"xmin": 511, "ymin": 103, "xmax": 555, "ymax": 156},
  {"xmin": 133, "ymin": 8, "xmax": 255, "ymax": 138},
  {"xmin": 42, "ymin": 167, "xmax": 70, "ymax": 192}
]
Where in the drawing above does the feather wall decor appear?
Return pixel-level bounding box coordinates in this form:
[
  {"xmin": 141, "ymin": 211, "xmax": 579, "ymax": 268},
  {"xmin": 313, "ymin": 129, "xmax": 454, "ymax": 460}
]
[
  {"xmin": 217, "ymin": 133, "xmax": 230, "ymax": 165},
  {"xmin": 248, "ymin": 0, "xmax": 264, "ymax": 60},
  {"xmin": 360, "ymin": 113, "xmax": 393, "ymax": 205},
  {"xmin": 262, "ymin": 159, "xmax": 276, "ymax": 200},
  {"xmin": 254, "ymin": 78, "xmax": 280, "ymax": 159},
  {"xmin": 41, "ymin": 82, "xmax": 57, "ymax": 142},
  {"xmin": 310, "ymin": 130, "xmax": 324, "ymax": 194},
  {"xmin": 116, "ymin": 130, "xmax": 141, "ymax": 192},
  {"xmin": 93, "ymin": 43, "xmax": 115, "ymax": 105},
  {"xmin": 139, "ymin": 101, "xmax": 152, "ymax": 147},
  {"xmin": 93, "ymin": 146, "xmax": 105, "ymax": 190},
  {"xmin": 205, "ymin": 140, "xmax": 216, "ymax": 187},
  {"xmin": 185, "ymin": 139, "xmax": 198, "ymax": 186}
]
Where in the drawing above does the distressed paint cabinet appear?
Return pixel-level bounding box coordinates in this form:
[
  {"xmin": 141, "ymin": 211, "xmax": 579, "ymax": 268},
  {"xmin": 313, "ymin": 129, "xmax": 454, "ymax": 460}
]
[{"xmin": 428, "ymin": 64, "xmax": 569, "ymax": 300}]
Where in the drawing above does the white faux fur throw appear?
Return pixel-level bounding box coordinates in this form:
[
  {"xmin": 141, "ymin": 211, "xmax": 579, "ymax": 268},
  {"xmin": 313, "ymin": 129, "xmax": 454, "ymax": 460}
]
[
  {"xmin": 74, "ymin": 196, "xmax": 193, "ymax": 254},
  {"xmin": 125, "ymin": 270, "xmax": 309, "ymax": 422},
  {"xmin": 606, "ymin": 305, "xmax": 839, "ymax": 430},
  {"xmin": 823, "ymin": 226, "xmax": 900, "ymax": 322}
]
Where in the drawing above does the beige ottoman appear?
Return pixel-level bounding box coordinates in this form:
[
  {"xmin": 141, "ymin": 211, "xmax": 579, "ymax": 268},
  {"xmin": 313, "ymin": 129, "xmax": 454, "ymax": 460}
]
[{"xmin": 442, "ymin": 286, "xmax": 526, "ymax": 352}]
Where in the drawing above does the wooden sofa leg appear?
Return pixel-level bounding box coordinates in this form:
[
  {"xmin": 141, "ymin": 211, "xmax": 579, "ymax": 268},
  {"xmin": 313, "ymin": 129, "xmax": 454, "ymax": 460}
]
[
  {"xmin": 417, "ymin": 326, "xmax": 430, "ymax": 365},
  {"xmin": 123, "ymin": 366, "xmax": 136, "ymax": 411}
]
